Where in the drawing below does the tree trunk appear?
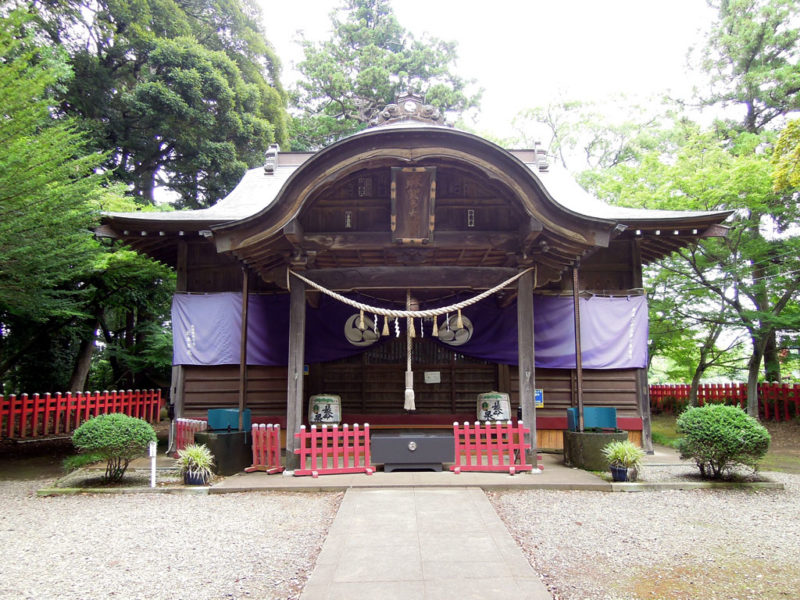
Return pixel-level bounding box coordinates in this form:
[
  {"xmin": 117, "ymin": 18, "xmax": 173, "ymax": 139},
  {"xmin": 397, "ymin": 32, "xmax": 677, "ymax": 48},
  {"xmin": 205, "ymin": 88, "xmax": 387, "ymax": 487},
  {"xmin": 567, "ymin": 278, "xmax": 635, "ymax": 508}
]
[
  {"xmin": 763, "ymin": 330, "xmax": 780, "ymax": 382},
  {"xmin": 746, "ymin": 342, "xmax": 764, "ymax": 419},
  {"xmin": 68, "ymin": 320, "xmax": 100, "ymax": 392},
  {"xmin": 689, "ymin": 367, "xmax": 705, "ymax": 408}
]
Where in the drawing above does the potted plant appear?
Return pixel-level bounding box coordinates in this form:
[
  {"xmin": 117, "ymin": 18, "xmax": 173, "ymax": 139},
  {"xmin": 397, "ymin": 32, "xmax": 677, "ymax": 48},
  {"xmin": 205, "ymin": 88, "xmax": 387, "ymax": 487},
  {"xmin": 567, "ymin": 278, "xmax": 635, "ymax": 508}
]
[
  {"xmin": 602, "ymin": 439, "xmax": 645, "ymax": 482},
  {"xmin": 176, "ymin": 443, "xmax": 215, "ymax": 485}
]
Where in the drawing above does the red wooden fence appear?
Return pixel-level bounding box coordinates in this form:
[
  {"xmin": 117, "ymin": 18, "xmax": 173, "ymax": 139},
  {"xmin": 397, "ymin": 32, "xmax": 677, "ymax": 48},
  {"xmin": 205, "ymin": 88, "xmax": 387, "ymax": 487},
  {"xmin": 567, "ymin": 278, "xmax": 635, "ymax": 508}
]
[
  {"xmin": 650, "ymin": 382, "xmax": 800, "ymax": 421},
  {"xmin": 293, "ymin": 423, "xmax": 374, "ymax": 477},
  {"xmin": 173, "ymin": 418, "xmax": 208, "ymax": 455},
  {"xmin": 1, "ymin": 389, "xmax": 163, "ymax": 440},
  {"xmin": 450, "ymin": 420, "xmax": 540, "ymax": 475},
  {"xmin": 246, "ymin": 423, "xmax": 284, "ymax": 474}
]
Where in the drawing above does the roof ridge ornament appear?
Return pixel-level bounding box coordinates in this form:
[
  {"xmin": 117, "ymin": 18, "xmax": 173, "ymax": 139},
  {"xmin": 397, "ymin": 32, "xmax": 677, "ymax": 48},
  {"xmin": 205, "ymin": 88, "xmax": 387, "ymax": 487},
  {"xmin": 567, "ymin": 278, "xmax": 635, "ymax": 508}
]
[
  {"xmin": 370, "ymin": 92, "xmax": 448, "ymax": 127},
  {"xmin": 264, "ymin": 143, "xmax": 280, "ymax": 174}
]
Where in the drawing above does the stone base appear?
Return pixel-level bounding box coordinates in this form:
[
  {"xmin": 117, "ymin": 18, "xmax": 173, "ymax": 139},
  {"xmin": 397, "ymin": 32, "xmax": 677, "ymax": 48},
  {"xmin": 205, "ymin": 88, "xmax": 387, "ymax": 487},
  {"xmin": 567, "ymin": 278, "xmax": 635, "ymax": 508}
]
[{"xmin": 563, "ymin": 430, "xmax": 628, "ymax": 471}]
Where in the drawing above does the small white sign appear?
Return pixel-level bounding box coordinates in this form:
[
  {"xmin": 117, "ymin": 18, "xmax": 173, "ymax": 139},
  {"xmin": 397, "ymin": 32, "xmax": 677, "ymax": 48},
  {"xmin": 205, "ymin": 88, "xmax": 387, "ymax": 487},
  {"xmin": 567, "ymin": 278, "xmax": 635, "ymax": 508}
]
[
  {"xmin": 424, "ymin": 371, "xmax": 441, "ymax": 384},
  {"xmin": 148, "ymin": 441, "xmax": 157, "ymax": 457}
]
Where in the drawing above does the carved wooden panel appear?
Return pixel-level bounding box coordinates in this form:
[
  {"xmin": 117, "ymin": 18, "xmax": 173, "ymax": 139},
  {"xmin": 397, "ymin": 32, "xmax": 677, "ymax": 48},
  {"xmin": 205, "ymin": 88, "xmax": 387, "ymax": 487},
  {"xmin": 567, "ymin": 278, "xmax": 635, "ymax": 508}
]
[{"xmin": 391, "ymin": 167, "xmax": 437, "ymax": 244}]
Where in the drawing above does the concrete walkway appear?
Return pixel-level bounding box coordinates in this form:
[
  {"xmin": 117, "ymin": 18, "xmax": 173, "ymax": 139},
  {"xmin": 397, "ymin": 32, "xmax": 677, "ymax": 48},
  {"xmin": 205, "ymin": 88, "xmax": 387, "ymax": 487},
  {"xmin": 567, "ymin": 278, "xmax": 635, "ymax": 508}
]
[{"xmin": 300, "ymin": 487, "xmax": 552, "ymax": 600}]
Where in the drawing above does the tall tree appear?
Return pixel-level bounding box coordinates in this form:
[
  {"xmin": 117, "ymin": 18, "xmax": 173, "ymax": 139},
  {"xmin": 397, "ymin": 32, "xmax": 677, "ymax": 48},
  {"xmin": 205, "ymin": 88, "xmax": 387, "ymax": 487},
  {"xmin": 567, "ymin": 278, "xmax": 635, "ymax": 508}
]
[
  {"xmin": 34, "ymin": 0, "xmax": 288, "ymax": 208},
  {"xmin": 697, "ymin": 0, "xmax": 800, "ymax": 382},
  {"xmin": 0, "ymin": 8, "xmax": 110, "ymax": 322},
  {"xmin": 289, "ymin": 0, "xmax": 480, "ymax": 150},
  {"xmin": 592, "ymin": 130, "xmax": 800, "ymax": 416},
  {"xmin": 699, "ymin": 0, "xmax": 800, "ymax": 134},
  {"xmin": 510, "ymin": 96, "xmax": 680, "ymax": 172}
]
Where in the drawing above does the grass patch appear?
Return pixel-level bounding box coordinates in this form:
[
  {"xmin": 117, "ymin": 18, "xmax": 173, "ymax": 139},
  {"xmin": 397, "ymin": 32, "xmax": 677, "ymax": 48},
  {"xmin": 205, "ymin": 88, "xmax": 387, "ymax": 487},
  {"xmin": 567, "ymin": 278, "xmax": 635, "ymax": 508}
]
[
  {"xmin": 622, "ymin": 555, "xmax": 800, "ymax": 600},
  {"xmin": 63, "ymin": 452, "xmax": 103, "ymax": 473},
  {"xmin": 650, "ymin": 414, "xmax": 681, "ymax": 448}
]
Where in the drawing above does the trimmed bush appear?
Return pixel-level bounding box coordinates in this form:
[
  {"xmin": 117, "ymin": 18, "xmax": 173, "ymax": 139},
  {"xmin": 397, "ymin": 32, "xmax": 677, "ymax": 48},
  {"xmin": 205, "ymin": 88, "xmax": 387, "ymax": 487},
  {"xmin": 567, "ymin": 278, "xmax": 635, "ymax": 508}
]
[
  {"xmin": 676, "ymin": 404, "xmax": 770, "ymax": 479},
  {"xmin": 72, "ymin": 414, "xmax": 157, "ymax": 482}
]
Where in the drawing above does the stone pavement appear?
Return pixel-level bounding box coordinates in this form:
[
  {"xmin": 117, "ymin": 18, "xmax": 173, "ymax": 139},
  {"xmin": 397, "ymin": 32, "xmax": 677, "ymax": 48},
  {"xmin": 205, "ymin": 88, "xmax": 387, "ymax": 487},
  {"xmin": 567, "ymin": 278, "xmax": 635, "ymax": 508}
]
[{"xmin": 300, "ymin": 487, "xmax": 552, "ymax": 600}]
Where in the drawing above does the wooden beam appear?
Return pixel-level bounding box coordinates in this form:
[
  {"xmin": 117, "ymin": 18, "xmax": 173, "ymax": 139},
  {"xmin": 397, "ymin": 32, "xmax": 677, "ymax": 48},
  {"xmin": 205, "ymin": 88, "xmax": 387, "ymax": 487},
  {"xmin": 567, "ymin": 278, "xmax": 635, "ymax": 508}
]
[
  {"xmin": 301, "ymin": 230, "xmax": 521, "ymax": 252},
  {"xmin": 700, "ymin": 223, "xmax": 730, "ymax": 238},
  {"xmin": 283, "ymin": 219, "xmax": 304, "ymax": 249},
  {"xmin": 520, "ymin": 217, "xmax": 544, "ymax": 254},
  {"xmin": 285, "ymin": 274, "xmax": 306, "ymax": 471},
  {"xmin": 517, "ymin": 269, "xmax": 536, "ymax": 462},
  {"xmin": 298, "ymin": 266, "xmax": 519, "ymax": 291}
]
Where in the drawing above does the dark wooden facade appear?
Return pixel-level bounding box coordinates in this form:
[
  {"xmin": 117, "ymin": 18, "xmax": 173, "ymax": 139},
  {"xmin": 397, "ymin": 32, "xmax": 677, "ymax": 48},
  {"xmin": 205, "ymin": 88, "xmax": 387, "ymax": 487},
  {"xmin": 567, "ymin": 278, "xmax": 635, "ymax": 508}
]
[{"xmin": 101, "ymin": 99, "xmax": 731, "ymax": 456}]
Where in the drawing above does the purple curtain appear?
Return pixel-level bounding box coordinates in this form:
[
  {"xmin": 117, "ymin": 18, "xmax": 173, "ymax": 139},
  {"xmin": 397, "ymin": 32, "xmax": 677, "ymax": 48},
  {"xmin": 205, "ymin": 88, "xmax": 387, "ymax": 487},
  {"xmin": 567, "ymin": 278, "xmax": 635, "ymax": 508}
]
[{"xmin": 172, "ymin": 292, "xmax": 648, "ymax": 369}]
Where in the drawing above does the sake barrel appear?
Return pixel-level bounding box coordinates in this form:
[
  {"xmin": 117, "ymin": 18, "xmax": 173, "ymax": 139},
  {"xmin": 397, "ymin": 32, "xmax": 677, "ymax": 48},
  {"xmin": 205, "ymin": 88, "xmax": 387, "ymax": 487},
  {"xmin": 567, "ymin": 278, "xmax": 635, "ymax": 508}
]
[
  {"xmin": 308, "ymin": 394, "xmax": 342, "ymax": 425},
  {"xmin": 476, "ymin": 391, "xmax": 511, "ymax": 421}
]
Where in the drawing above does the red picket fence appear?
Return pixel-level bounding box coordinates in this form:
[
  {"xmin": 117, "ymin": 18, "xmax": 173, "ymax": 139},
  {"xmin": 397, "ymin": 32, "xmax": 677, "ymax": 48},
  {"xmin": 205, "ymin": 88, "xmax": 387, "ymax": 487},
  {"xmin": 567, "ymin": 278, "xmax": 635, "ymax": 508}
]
[
  {"xmin": 173, "ymin": 418, "xmax": 208, "ymax": 455},
  {"xmin": 293, "ymin": 423, "xmax": 374, "ymax": 477},
  {"xmin": 650, "ymin": 382, "xmax": 800, "ymax": 421},
  {"xmin": 1, "ymin": 389, "xmax": 162, "ymax": 440},
  {"xmin": 246, "ymin": 423, "xmax": 284, "ymax": 474},
  {"xmin": 450, "ymin": 420, "xmax": 540, "ymax": 475}
]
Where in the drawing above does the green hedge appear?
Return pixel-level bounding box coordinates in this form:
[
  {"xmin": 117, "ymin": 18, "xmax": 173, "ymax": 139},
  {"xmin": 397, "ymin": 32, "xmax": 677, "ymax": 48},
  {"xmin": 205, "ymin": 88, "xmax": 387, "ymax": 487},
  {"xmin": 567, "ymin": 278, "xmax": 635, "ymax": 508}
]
[
  {"xmin": 676, "ymin": 404, "xmax": 770, "ymax": 479},
  {"xmin": 72, "ymin": 414, "xmax": 156, "ymax": 482}
]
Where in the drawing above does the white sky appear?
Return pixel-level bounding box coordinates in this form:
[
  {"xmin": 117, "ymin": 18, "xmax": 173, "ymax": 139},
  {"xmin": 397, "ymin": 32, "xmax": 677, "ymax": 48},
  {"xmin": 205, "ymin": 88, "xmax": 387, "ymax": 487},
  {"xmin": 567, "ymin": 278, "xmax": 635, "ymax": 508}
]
[{"xmin": 260, "ymin": 0, "xmax": 718, "ymax": 138}]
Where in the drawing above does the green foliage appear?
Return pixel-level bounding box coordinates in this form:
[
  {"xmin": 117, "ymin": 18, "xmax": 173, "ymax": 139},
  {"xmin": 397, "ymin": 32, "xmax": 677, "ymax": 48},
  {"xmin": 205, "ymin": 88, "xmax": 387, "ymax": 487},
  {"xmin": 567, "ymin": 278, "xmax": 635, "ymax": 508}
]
[
  {"xmin": 0, "ymin": 9, "xmax": 114, "ymax": 322},
  {"xmin": 601, "ymin": 440, "xmax": 646, "ymax": 469},
  {"xmin": 72, "ymin": 414, "xmax": 157, "ymax": 482},
  {"xmin": 290, "ymin": 0, "xmax": 480, "ymax": 150},
  {"xmin": 37, "ymin": 0, "xmax": 288, "ymax": 208},
  {"xmin": 773, "ymin": 118, "xmax": 800, "ymax": 192},
  {"xmin": 698, "ymin": 0, "xmax": 800, "ymax": 133},
  {"xmin": 676, "ymin": 404, "xmax": 771, "ymax": 478},
  {"xmin": 510, "ymin": 96, "xmax": 680, "ymax": 172},
  {"xmin": 590, "ymin": 127, "xmax": 800, "ymax": 405},
  {"xmin": 175, "ymin": 443, "xmax": 215, "ymax": 482}
]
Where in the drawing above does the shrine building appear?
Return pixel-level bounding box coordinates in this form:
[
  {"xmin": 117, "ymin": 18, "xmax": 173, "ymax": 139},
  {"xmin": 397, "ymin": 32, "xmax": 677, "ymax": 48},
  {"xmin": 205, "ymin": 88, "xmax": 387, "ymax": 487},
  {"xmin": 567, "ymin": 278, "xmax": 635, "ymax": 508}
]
[{"xmin": 99, "ymin": 96, "xmax": 730, "ymax": 467}]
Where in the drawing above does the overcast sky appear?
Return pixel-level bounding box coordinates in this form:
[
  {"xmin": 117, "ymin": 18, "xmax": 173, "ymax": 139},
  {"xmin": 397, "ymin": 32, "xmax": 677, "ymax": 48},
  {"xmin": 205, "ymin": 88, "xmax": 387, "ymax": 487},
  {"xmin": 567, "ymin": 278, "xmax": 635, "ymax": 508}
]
[{"xmin": 260, "ymin": 1, "xmax": 718, "ymax": 138}]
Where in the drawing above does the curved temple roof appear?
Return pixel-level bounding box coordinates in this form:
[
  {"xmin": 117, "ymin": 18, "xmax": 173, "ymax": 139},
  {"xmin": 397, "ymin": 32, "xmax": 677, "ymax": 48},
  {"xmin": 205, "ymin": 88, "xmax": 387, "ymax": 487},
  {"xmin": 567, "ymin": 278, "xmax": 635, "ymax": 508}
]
[{"xmin": 100, "ymin": 119, "xmax": 731, "ymax": 277}]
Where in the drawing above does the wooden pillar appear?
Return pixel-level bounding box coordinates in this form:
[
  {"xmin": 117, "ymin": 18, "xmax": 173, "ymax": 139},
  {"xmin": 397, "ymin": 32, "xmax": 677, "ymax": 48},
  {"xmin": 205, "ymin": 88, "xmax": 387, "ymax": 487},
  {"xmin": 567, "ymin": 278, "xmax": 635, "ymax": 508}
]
[
  {"xmin": 516, "ymin": 269, "xmax": 536, "ymax": 461},
  {"xmin": 632, "ymin": 238, "xmax": 653, "ymax": 452},
  {"xmin": 167, "ymin": 240, "xmax": 188, "ymax": 454},
  {"xmin": 238, "ymin": 267, "xmax": 250, "ymax": 431},
  {"xmin": 572, "ymin": 267, "xmax": 584, "ymax": 432},
  {"xmin": 285, "ymin": 274, "xmax": 306, "ymax": 471}
]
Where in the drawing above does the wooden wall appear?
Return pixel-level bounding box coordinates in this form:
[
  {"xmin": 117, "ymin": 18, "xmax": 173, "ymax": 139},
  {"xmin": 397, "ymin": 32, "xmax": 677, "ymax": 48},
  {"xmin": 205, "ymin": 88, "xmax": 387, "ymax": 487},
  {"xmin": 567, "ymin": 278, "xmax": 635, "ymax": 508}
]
[
  {"xmin": 181, "ymin": 344, "xmax": 641, "ymax": 424},
  {"xmin": 182, "ymin": 365, "xmax": 287, "ymax": 418}
]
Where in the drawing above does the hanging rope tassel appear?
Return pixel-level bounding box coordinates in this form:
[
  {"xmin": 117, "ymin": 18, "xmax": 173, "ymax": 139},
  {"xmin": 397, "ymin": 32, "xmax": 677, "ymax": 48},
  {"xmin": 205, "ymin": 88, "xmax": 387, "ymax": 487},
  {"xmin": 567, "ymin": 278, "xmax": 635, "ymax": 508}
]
[
  {"xmin": 404, "ymin": 370, "xmax": 415, "ymax": 411},
  {"xmin": 382, "ymin": 315, "xmax": 390, "ymax": 337},
  {"xmin": 409, "ymin": 316, "xmax": 416, "ymax": 338},
  {"xmin": 404, "ymin": 289, "xmax": 416, "ymax": 411},
  {"xmin": 457, "ymin": 308, "xmax": 464, "ymax": 330},
  {"xmin": 358, "ymin": 309, "xmax": 365, "ymax": 331},
  {"xmin": 432, "ymin": 316, "xmax": 439, "ymax": 337}
]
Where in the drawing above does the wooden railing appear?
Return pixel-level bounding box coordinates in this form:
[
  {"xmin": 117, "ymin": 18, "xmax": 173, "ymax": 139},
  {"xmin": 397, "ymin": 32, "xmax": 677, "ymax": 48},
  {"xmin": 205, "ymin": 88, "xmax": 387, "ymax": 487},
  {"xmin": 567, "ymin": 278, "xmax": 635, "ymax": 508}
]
[
  {"xmin": 173, "ymin": 418, "xmax": 208, "ymax": 455},
  {"xmin": 246, "ymin": 423, "xmax": 284, "ymax": 474},
  {"xmin": 293, "ymin": 423, "xmax": 374, "ymax": 477},
  {"xmin": 650, "ymin": 382, "xmax": 800, "ymax": 421},
  {"xmin": 1, "ymin": 389, "xmax": 162, "ymax": 440},
  {"xmin": 451, "ymin": 421, "xmax": 539, "ymax": 474}
]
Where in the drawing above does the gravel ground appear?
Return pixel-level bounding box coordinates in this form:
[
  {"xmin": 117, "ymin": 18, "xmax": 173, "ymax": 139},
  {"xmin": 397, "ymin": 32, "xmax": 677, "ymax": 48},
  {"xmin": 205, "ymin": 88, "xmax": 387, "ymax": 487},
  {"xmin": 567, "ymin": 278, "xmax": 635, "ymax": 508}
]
[
  {"xmin": 0, "ymin": 478, "xmax": 342, "ymax": 600},
  {"xmin": 489, "ymin": 465, "xmax": 800, "ymax": 600}
]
